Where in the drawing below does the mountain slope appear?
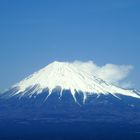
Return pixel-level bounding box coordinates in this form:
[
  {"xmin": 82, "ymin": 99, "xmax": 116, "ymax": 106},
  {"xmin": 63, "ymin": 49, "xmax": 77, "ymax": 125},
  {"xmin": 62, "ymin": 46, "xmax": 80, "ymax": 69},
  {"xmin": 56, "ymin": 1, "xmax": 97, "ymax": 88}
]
[{"xmin": 3, "ymin": 61, "xmax": 140, "ymax": 103}]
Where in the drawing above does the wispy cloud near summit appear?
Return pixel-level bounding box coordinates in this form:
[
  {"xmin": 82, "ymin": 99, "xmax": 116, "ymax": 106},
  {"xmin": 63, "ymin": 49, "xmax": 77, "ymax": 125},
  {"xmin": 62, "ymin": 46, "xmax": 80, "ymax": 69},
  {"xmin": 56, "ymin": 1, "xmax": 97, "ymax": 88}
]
[{"xmin": 72, "ymin": 61, "xmax": 133, "ymax": 88}]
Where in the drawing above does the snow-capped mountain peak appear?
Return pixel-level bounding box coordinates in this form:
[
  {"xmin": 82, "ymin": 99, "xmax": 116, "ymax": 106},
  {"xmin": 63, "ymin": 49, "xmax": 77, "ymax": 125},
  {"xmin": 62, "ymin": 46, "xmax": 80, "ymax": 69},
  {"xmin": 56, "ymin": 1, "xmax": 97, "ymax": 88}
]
[{"xmin": 8, "ymin": 61, "xmax": 140, "ymax": 102}]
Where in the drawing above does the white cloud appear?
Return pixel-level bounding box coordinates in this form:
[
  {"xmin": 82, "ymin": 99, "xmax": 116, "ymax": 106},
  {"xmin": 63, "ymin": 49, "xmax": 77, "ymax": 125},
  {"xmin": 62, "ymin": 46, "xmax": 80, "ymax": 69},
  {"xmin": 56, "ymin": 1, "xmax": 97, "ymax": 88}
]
[{"xmin": 72, "ymin": 61, "xmax": 133, "ymax": 87}]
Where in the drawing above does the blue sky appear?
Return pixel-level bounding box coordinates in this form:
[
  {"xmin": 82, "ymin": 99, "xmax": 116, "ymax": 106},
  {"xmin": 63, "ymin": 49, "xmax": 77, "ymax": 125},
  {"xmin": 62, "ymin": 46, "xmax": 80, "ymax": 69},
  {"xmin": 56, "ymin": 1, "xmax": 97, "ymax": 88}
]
[{"xmin": 0, "ymin": 0, "xmax": 140, "ymax": 91}]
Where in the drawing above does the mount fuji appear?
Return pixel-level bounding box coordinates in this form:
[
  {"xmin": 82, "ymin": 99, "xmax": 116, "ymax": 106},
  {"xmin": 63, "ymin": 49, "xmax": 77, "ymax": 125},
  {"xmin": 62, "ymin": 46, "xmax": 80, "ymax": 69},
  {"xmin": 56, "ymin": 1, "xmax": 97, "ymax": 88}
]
[
  {"xmin": 2, "ymin": 61, "xmax": 140, "ymax": 100},
  {"xmin": 1, "ymin": 61, "xmax": 140, "ymax": 140}
]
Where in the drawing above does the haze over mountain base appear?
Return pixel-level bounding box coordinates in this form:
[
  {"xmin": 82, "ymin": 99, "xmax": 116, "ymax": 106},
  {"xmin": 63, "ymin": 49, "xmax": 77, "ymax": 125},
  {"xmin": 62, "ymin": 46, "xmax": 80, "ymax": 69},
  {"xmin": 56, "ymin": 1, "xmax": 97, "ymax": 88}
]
[
  {"xmin": 1, "ymin": 120, "xmax": 140, "ymax": 140},
  {"xmin": 0, "ymin": 91, "xmax": 140, "ymax": 140}
]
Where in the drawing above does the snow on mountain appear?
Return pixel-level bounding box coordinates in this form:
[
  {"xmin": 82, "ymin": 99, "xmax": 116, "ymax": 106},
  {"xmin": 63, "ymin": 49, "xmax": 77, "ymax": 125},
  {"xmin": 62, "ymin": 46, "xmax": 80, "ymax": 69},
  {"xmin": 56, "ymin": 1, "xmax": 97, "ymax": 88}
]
[{"xmin": 8, "ymin": 61, "xmax": 140, "ymax": 102}]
